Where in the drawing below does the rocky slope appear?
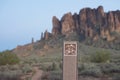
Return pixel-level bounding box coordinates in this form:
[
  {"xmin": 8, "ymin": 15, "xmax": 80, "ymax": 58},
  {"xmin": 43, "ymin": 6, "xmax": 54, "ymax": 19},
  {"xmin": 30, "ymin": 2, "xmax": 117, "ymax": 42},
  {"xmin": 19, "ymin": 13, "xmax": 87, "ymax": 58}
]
[{"xmin": 13, "ymin": 6, "xmax": 120, "ymax": 55}]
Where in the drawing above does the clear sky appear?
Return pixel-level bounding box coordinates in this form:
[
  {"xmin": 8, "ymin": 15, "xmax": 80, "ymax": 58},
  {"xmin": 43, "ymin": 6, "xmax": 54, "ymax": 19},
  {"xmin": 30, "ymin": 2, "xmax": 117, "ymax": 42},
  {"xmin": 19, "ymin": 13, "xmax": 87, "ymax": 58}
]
[{"xmin": 0, "ymin": 0, "xmax": 120, "ymax": 51}]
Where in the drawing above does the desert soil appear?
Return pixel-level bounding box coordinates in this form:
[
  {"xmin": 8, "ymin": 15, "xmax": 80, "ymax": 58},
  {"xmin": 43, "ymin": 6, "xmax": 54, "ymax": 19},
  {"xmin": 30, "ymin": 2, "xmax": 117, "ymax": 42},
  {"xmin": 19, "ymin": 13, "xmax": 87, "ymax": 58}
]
[{"xmin": 31, "ymin": 67, "xmax": 43, "ymax": 80}]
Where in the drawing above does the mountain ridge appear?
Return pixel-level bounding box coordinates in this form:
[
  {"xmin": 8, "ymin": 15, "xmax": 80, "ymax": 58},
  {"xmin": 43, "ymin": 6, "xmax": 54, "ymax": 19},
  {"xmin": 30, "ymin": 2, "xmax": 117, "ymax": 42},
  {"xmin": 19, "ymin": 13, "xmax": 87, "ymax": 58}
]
[{"xmin": 12, "ymin": 6, "xmax": 120, "ymax": 55}]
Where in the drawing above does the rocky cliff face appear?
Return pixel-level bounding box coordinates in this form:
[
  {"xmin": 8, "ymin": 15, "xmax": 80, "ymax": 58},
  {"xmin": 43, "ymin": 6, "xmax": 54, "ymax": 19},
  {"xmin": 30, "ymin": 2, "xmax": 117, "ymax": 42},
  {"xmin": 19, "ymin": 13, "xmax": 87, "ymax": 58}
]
[
  {"xmin": 61, "ymin": 12, "xmax": 76, "ymax": 35},
  {"xmin": 52, "ymin": 16, "xmax": 61, "ymax": 36},
  {"xmin": 44, "ymin": 30, "xmax": 51, "ymax": 40},
  {"xmin": 51, "ymin": 6, "xmax": 120, "ymax": 41}
]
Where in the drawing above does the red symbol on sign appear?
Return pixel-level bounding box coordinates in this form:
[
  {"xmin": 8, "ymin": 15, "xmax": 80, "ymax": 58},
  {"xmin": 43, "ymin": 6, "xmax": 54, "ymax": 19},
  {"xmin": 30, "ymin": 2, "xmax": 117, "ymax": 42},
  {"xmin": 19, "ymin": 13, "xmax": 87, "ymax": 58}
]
[{"xmin": 64, "ymin": 43, "xmax": 77, "ymax": 56}]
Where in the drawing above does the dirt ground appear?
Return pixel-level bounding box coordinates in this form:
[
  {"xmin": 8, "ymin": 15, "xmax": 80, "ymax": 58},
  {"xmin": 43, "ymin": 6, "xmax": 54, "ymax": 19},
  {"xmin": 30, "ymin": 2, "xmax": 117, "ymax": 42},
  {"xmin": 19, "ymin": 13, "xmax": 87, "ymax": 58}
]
[{"xmin": 31, "ymin": 67, "xmax": 43, "ymax": 80}]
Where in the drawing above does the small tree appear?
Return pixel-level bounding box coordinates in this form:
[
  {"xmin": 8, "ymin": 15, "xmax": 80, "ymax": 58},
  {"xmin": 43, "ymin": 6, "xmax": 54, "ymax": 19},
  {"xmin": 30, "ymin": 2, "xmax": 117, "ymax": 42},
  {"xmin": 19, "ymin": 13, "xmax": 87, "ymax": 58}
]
[{"xmin": 90, "ymin": 50, "xmax": 110, "ymax": 63}]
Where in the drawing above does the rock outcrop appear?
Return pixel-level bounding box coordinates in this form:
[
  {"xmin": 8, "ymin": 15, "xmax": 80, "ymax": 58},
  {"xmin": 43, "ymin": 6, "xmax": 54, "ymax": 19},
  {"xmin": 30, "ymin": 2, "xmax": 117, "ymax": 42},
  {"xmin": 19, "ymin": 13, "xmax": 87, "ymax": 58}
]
[
  {"xmin": 52, "ymin": 16, "xmax": 61, "ymax": 36},
  {"xmin": 44, "ymin": 30, "xmax": 51, "ymax": 40},
  {"xmin": 61, "ymin": 12, "xmax": 76, "ymax": 35},
  {"xmin": 50, "ymin": 6, "xmax": 120, "ymax": 41}
]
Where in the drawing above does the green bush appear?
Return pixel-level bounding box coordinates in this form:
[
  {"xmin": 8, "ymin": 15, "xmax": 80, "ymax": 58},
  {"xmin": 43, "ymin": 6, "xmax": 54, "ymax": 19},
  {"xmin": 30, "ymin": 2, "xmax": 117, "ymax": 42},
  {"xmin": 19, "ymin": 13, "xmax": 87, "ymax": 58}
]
[
  {"xmin": 22, "ymin": 64, "xmax": 32, "ymax": 74},
  {"xmin": 113, "ymin": 74, "xmax": 120, "ymax": 80},
  {"xmin": 100, "ymin": 63, "xmax": 120, "ymax": 74},
  {"xmin": 79, "ymin": 63, "xmax": 102, "ymax": 77},
  {"xmin": 0, "ymin": 50, "xmax": 20, "ymax": 65},
  {"xmin": 90, "ymin": 50, "xmax": 110, "ymax": 63},
  {"xmin": 41, "ymin": 71, "xmax": 62, "ymax": 80},
  {"xmin": 41, "ymin": 62, "xmax": 57, "ymax": 71}
]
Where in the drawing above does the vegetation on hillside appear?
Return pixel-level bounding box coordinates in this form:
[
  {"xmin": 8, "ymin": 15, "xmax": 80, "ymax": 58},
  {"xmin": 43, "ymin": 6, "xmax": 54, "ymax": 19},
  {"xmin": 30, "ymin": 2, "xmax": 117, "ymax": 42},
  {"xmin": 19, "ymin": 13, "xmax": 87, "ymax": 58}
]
[
  {"xmin": 0, "ymin": 44, "xmax": 120, "ymax": 80},
  {"xmin": 0, "ymin": 50, "xmax": 20, "ymax": 65},
  {"xmin": 90, "ymin": 50, "xmax": 110, "ymax": 63}
]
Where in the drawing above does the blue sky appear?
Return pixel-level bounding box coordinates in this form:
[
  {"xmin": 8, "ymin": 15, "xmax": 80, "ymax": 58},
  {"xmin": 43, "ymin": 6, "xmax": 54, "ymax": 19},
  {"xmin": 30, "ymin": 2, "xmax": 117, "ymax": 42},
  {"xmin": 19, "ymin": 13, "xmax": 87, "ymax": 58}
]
[{"xmin": 0, "ymin": 0, "xmax": 120, "ymax": 51}]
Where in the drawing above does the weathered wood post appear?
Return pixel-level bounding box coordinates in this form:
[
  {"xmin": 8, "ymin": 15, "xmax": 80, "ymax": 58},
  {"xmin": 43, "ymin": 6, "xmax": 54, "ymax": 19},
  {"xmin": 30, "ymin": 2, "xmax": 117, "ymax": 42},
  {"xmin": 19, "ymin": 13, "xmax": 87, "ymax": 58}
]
[{"xmin": 63, "ymin": 41, "xmax": 78, "ymax": 80}]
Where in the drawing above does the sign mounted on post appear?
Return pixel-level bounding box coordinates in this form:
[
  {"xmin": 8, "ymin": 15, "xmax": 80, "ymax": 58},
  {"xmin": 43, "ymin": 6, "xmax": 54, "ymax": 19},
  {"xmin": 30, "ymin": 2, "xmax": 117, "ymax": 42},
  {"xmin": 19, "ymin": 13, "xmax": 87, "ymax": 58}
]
[{"xmin": 63, "ymin": 41, "xmax": 78, "ymax": 80}]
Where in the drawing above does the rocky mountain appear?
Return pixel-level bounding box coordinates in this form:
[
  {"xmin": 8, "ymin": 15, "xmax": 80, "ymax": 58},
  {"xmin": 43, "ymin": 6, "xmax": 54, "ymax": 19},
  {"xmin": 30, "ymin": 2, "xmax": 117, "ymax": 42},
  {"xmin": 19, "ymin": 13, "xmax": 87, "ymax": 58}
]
[
  {"xmin": 51, "ymin": 6, "xmax": 120, "ymax": 41},
  {"xmin": 13, "ymin": 6, "xmax": 120, "ymax": 55}
]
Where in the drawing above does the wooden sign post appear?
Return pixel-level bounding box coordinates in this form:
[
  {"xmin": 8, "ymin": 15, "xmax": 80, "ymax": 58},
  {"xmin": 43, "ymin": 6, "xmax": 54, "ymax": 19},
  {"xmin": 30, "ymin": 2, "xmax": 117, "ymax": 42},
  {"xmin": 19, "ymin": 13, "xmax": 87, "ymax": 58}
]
[{"xmin": 63, "ymin": 41, "xmax": 78, "ymax": 80}]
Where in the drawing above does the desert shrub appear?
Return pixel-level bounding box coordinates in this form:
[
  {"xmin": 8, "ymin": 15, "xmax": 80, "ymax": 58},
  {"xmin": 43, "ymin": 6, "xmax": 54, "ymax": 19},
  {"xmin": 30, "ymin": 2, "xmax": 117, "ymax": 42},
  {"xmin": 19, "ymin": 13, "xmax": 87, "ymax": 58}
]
[
  {"xmin": 0, "ymin": 65, "xmax": 9, "ymax": 72},
  {"xmin": 48, "ymin": 71, "xmax": 62, "ymax": 80},
  {"xmin": 41, "ymin": 71, "xmax": 62, "ymax": 80},
  {"xmin": 41, "ymin": 65, "xmax": 48, "ymax": 71},
  {"xmin": 51, "ymin": 62, "xmax": 57, "ymax": 70},
  {"xmin": 112, "ymin": 74, "xmax": 120, "ymax": 80},
  {"xmin": 0, "ymin": 50, "xmax": 20, "ymax": 65},
  {"xmin": 9, "ymin": 65, "xmax": 20, "ymax": 70},
  {"xmin": 22, "ymin": 64, "xmax": 32, "ymax": 74},
  {"xmin": 41, "ymin": 62, "xmax": 57, "ymax": 71},
  {"xmin": 46, "ymin": 62, "xmax": 57, "ymax": 71},
  {"xmin": 0, "ymin": 70, "xmax": 22, "ymax": 80},
  {"xmin": 41, "ymin": 72, "xmax": 49, "ymax": 80},
  {"xmin": 100, "ymin": 63, "xmax": 120, "ymax": 74},
  {"xmin": 0, "ymin": 65, "xmax": 20, "ymax": 72},
  {"xmin": 80, "ymin": 55, "xmax": 91, "ymax": 63},
  {"xmin": 79, "ymin": 63, "xmax": 102, "ymax": 77},
  {"xmin": 59, "ymin": 61, "xmax": 62, "ymax": 70},
  {"xmin": 90, "ymin": 50, "xmax": 110, "ymax": 63}
]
